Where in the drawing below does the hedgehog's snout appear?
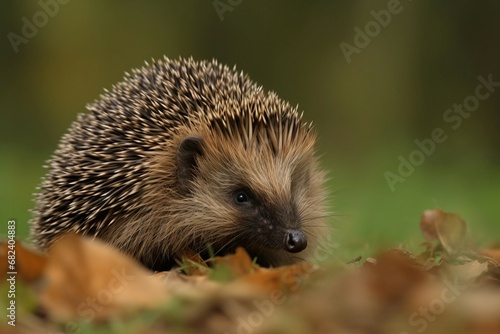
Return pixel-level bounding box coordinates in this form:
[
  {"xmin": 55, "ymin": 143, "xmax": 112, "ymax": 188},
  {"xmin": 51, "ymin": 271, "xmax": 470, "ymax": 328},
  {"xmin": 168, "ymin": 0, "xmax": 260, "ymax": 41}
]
[{"xmin": 285, "ymin": 229, "xmax": 307, "ymax": 253}]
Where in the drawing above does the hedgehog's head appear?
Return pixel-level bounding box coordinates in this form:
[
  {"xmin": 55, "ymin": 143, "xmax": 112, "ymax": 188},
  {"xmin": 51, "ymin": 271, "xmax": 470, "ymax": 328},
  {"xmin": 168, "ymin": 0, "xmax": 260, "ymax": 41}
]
[{"xmin": 166, "ymin": 96, "xmax": 328, "ymax": 266}]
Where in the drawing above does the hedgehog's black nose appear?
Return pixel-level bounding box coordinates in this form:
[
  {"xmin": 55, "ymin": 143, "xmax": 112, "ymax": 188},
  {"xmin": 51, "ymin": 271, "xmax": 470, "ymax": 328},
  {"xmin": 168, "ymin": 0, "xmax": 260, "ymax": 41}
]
[{"xmin": 285, "ymin": 230, "xmax": 307, "ymax": 253}]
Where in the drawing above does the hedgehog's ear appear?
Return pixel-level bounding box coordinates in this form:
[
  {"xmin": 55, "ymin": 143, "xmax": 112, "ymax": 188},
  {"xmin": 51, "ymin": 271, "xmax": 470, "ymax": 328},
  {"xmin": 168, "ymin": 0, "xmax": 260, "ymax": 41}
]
[{"xmin": 177, "ymin": 136, "xmax": 204, "ymax": 193}]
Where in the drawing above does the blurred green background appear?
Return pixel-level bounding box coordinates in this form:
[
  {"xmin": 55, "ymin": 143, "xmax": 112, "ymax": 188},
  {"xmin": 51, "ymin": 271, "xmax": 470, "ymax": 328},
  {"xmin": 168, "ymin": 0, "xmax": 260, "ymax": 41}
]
[{"xmin": 1, "ymin": 1, "xmax": 499, "ymax": 258}]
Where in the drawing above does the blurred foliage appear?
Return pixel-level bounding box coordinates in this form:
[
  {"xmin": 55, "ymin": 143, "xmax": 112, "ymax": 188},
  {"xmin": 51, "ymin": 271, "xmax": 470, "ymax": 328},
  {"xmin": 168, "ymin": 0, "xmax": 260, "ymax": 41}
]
[{"xmin": 1, "ymin": 0, "xmax": 499, "ymax": 255}]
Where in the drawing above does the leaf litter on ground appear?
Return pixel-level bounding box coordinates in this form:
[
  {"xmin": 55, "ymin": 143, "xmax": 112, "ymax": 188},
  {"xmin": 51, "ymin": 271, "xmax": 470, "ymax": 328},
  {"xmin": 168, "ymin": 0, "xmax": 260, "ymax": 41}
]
[{"xmin": 1, "ymin": 209, "xmax": 500, "ymax": 334}]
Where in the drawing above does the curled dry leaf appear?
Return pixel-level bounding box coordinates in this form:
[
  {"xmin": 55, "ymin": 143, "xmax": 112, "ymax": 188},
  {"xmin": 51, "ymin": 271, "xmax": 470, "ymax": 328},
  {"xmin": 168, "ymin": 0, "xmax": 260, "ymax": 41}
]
[
  {"xmin": 447, "ymin": 260, "xmax": 489, "ymax": 284},
  {"xmin": 212, "ymin": 246, "xmax": 256, "ymax": 276},
  {"xmin": 213, "ymin": 247, "xmax": 316, "ymax": 293},
  {"xmin": 420, "ymin": 208, "xmax": 468, "ymax": 254}
]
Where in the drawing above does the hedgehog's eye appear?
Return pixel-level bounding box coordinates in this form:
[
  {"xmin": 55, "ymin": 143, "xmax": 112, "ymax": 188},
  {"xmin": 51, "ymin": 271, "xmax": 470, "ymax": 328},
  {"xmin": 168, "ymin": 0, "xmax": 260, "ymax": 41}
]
[
  {"xmin": 235, "ymin": 192, "xmax": 248, "ymax": 204},
  {"xmin": 234, "ymin": 190, "xmax": 252, "ymax": 205}
]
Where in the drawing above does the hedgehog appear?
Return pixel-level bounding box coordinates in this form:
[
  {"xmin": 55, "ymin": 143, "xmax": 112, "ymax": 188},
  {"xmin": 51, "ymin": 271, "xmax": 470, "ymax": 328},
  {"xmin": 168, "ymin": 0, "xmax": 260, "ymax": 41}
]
[{"xmin": 30, "ymin": 57, "xmax": 330, "ymax": 270}]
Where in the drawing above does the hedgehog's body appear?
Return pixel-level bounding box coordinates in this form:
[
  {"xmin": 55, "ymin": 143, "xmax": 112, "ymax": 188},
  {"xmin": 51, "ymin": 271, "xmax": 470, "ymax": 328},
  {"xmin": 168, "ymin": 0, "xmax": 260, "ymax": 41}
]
[{"xmin": 31, "ymin": 57, "xmax": 329, "ymax": 270}]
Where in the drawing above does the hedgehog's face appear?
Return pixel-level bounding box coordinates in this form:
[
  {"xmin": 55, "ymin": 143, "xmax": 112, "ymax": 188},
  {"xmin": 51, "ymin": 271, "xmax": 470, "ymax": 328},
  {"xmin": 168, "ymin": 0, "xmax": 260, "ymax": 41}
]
[{"xmin": 175, "ymin": 127, "xmax": 327, "ymax": 266}]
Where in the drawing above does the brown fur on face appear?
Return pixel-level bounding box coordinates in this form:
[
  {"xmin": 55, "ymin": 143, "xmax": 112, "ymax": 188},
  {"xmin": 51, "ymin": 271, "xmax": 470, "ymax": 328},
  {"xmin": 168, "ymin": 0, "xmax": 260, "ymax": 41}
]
[
  {"xmin": 107, "ymin": 108, "xmax": 329, "ymax": 270},
  {"xmin": 30, "ymin": 57, "xmax": 330, "ymax": 270}
]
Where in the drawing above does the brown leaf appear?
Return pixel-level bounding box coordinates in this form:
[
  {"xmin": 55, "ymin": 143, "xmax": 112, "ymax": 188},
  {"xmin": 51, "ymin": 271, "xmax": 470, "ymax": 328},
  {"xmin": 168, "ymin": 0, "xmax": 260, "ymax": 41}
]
[
  {"xmin": 39, "ymin": 234, "xmax": 168, "ymax": 321},
  {"xmin": 238, "ymin": 262, "xmax": 315, "ymax": 293},
  {"xmin": 0, "ymin": 240, "xmax": 47, "ymax": 283},
  {"xmin": 420, "ymin": 209, "xmax": 468, "ymax": 254},
  {"xmin": 363, "ymin": 249, "xmax": 428, "ymax": 302},
  {"xmin": 212, "ymin": 247, "xmax": 257, "ymax": 276},
  {"xmin": 448, "ymin": 260, "xmax": 489, "ymax": 283}
]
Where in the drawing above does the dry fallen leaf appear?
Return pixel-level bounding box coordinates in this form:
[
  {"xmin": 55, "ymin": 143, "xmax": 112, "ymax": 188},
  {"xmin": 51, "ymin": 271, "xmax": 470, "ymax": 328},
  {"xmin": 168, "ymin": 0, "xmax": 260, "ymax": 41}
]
[
  {"xmin": 212, "ymin": 246, "xmax": 257, "ymax": 276},
  {"xmin": 447, "ymin": 260, "xmax": 489, "ymax": 283},
  {"xmin": 39, "ymin": 234, "xmax": 169, "ymax": 321},
  {"xmin": 237, "ymin": 262, "xmax": 315, "ymax": 293},
  {"xmin": 363, "ymin": 249, "xmax": 428, "ymax": 302},
  {"xmin": 420, "ymin": 208, "xmax": 468, "ymax": 254},
  {"xmin": 212, "ymin": 247, "xmax": 315, "ymax": 293},
  {"xmin": 0, "ymin": 240, "xmax": 47, "ymax": 283}
]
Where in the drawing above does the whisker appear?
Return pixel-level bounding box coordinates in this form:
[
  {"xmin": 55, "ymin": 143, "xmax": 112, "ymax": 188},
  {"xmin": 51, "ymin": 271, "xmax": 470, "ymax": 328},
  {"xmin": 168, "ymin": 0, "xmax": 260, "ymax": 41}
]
[
  {"xmin": 210, "ymin": 231, "xmax": 245, "ymax": 257},
  {"xmin": 301, "ymin": 214, "xmax": 337, "ymax": 222}
]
